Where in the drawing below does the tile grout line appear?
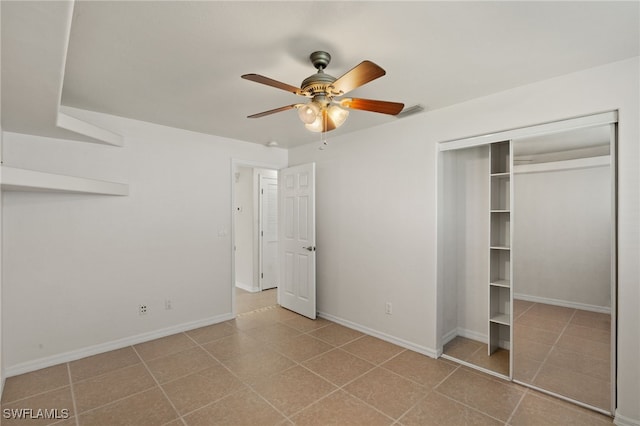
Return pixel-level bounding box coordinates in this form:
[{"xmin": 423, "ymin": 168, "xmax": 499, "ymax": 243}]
[
  {"xmin": 505, "ymin": 387, "xmax": 529, "ymax": 425},
  {"xmin": 131, "ymin": 344, "xmax": 183, "ymax": 424},
  {"xmin": 65, "ymin": 363, "xmax": 80, "ymax": 426},
  {"xmin": 35, "ymin": 350, "xmax": 197, "ymax": 422},
  {"xmin": 182, "ymin": 319, "xmax": 296, "ymax": 424},
  {"xmin": 64, "ymin": 379, "xmax": 163, "ymax": 418},
  {"xmin": 424, "ymin": 364, "xmax": 517, "ymax": 424},
  {"xmin": 392, "ymin": 390, "xmax": 429, "ymax": 425},
  {"xmin": 514, "ymin": 299, "xmax": 536, "ymax": 321},
  {"xmin": 285, "ymin": 326, "xmax": 474, "ymax": 423},
  {"xmin": 436, "ymin": 366, "xmax": 529, "ymax": 424},
  {"xmin": 293, "ymin": 361, "xmax": 398, "ymax": 423},
  {"xmin": 432, "ymin": 389, "xmax": 508, "ymax": 425},
  {"xmin": 0, "ymin": 383, "xmax": 71, "ymax": 406},
  {"xmin": 264, "ymin": 326, "xmax": 415, "ymax": 423},
  {"xmin": 529, "ymin": 307, "xmax": 577, "ymax": 383}
]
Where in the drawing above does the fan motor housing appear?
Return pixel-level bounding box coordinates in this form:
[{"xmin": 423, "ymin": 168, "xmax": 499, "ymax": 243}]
[
  {"xmin": 301, "ymin": 51, "xmax": 338, "ymax": 97},
  {"xmin": 301, "ymin": 72, "xmax": 336, "ymax": 97}
]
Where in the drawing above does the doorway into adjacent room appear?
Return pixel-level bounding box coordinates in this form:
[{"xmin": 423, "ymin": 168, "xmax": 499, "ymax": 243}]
[
  {"xmin": 232, "ymin": 165, "xmax": 279, "ymax": 314},
  {"xmin": 231, "ymin": 161, "xmax": 317, "ymax": 320}
]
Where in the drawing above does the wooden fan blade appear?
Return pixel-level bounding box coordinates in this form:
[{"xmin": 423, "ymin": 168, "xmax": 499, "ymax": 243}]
[
  {"xmin": 241, "ymin": 74, "xmax": 302, "ymax": 95},
  {"xmin": 247, "ymin": 104, "xmax": 299, "ymax": 118},
  {"xmin": 340, "ymin": 98, "xmax": 405, "ymax": 115},
  {"xmin": 329, "ymin": 61, "xmax": 386, "ymax": 95}
]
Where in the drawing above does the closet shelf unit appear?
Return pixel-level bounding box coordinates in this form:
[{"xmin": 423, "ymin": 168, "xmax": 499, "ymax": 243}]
[{"xmin": 488, "ymin": 141, "xmax": 513, "ymax": 356}]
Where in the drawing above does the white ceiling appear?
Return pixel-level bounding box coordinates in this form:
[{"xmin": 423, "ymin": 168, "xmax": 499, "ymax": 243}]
[{"xmin": 2, "ymin": 1, "xmax": 639, "ymax": 148}]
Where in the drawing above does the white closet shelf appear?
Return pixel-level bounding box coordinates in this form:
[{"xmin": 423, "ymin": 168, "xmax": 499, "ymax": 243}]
[
  {"xmin": 490, "ymin": 279, "xmax": 511, "ymax": 288},
  {"xmin": 491, "ymin": 172, "xmax": 510, "ymax": 178},
  {"xmin": 1, "ymin": 166, "xmax": 128, "ymax": 196},
  {"xmin": 490, "ymin": 245, "xmax": 511, "ymax": 250},
  {"xmin": 490, "ymin": 209, "xmax": 510, "ymax": 213},
  {"xmin": 489, "ymin": 313, "xmax": 511, "ymax": 326}
]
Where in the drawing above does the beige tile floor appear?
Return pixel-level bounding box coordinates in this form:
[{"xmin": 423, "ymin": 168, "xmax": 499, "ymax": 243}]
[
  {"xmin": 442, "ymin": 299, "xmax": 612, "ymax": 414},
  {"xmin": 442, "ymin": 336, "xmax": 510, "ymax": 377},
  {"xmin": 0, "ymin": 289, "xmax": 613, "ymax": 425},
  {"xmin": 513, "ymin": 299, "xmax": 612, "ymax": 412}
]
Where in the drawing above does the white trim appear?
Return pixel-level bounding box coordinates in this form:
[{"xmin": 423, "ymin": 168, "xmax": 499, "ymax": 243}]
[
  {"xmin": 456, "ymin": 327, "xmax": 488, "ymax": 344},
  {"xmin": 442, "ymin": 328, "xmax": 458, "ymax": 346},
  {"xmin": 439, "ymin": 111, "xmax": 617, "ymax": 151},
  {"xmin": 441, "ymin": 354, "xmax": 510, "ymax": 381},
  {"xmin": 442, "ymin": 328, "xmax": 489, "ymax": 346},
  {"xmin": 317, "ymin": 311, "xmax": 439, "ymax": 359},
  {"xmin": 614, "ymin": 411, "xmax": 640, "ymax": 426},
  {"xmin": 514, "ymin": 293, "xmax": 611, "ymax": 314},
  {"xmin": 513, "ymin": 155, "xmax": 610, "ymax": 175},
  {"xmin": 4, "ymin": 313, "xmax": 233, "ymax": 377},
  {"xmin": 514, "ymin": 379, "xmax": 613, "ymax": 417},
  {"xmin": 235, "ymin": 282, "xmax": 260, "ymax": 293}
]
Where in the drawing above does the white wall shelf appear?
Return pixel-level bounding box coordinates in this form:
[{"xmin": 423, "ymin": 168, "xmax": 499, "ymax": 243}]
[{"xmin": 1, "ymin": 166, "xmax": 129, "ymax": 196}]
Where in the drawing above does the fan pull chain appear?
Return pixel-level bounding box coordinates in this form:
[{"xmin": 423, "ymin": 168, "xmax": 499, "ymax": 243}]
[{"xmin": 319, "ymin": 109, "xmax": 328, "ymax": 150}]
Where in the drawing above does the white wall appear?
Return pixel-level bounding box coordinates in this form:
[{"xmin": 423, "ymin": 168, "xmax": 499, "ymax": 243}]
[
  {"xmin": 234, "ymin": 167, "xmax": 255, "ymax": 291},
  {"xmin": 514, "ymin": 164, "xmax": 611, "ymax": 310},
  {"xmin": 289, "ymin": 57, "xmax": 639, "ymax": 423},
  {"xmin": 1, "ymin": 110, "xmax": 287, "ymax": 373}
]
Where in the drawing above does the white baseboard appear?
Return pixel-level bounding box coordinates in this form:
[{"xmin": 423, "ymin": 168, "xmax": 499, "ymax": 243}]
[
  {"xmin": 514, "ymin": 293, "xmax": 611, "ymax": 314},
  {"xmin": 442, "ymin": 328, "xmax": 458, "ymax": 346},
  {"xmin": 442, "ymin": 327, "xmax": 489, "ymax": 346},
  {"xmin": 317, "ymin": 311, "xmax": 439, "ymax": 359},
  {"xmin": 235, "ymin": 282, "xmax": 259, "ymax": 293},
  {"xmin": 615, "ymin": 411, "xmax": 640, "ymax": 426},
  {"xmin": 443, "ymin": 328, "xmax": 509, "ymax": 350},
  {"xmin": 457, "ymin": 327, "xmax": 488, "ymax": 344},
  {"xmin": 5, "ymin": 313, "xmax": 234, "ymax": 377}
]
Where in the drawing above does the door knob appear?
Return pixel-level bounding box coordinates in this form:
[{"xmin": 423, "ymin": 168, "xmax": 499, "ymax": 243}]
[{"xmin": 303, "ymin": 246, "xmax": 316, "ymax": 251}]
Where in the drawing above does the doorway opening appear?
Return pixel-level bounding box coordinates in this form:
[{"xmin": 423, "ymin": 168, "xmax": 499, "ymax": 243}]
[{"xmin": 232, "ymin": 164, "xmax": 279, "ymax": 315}]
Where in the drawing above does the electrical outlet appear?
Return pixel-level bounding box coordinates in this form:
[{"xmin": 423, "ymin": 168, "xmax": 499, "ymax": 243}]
[
  {"xmin": 139, "ymin": 304, "xmax": 148, "ymax": 315},
  {"xmin": 385, "ymin": 302, "xmax": 392, "ymax": 315},
  {"xmin": 165, "ymin": 299, "xmax": 172, "ymax": 310}
]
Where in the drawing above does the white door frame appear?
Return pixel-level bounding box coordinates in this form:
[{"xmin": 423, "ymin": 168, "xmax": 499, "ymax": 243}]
[{"xmin": 230, "ymin": 159, "xmax": 282, "ymax": 318}]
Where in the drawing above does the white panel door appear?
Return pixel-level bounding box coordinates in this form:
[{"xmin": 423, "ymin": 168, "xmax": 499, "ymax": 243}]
[
  {"xmin": 260, "ymin": 174, "xmax": 278, "ymax": 290},
  {"xmin": 278, "ymin": 163, "xmax": 316, "ymax": 319}
]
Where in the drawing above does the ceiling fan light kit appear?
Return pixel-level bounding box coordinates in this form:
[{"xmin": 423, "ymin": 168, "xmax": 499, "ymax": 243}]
[{"xmin": 242, "ymin": 51, "xmax": 404, "ymax": 133}]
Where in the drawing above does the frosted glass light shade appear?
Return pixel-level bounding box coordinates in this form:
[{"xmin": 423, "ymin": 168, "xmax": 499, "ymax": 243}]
[
  {"xmin": 298, "ymin": 102, "xmax": 320, "ymax": 124},
  {"xmin": 305, "ymin": 114, "xmax": 324, "ymax": 132},
  {"xmin": 327, "ymin": 105, "xmax": 348, "ymax": 128}
]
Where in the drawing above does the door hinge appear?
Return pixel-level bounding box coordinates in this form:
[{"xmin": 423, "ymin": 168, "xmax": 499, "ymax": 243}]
[
  {"xmin": 261, "ymin": 230, "xmax": 263, "ymax": 236},
  {"xmin": 261, "ymin": 273, "xmax": 264, "ymax": 279},
  {"xmin": 261, "ymin": 188, "xmax": 264, "ymax": 194}
]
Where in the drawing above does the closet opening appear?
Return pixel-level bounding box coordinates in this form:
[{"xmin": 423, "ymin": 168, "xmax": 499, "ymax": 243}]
[{"xmin": 436, "ymin": 111, "xmax": 617, "ymax": 416}]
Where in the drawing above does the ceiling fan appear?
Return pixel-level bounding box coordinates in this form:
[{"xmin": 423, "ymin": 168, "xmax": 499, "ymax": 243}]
[{"xmin": 241, "ymin": 51, "xmax": 404, "ymax": 133}]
